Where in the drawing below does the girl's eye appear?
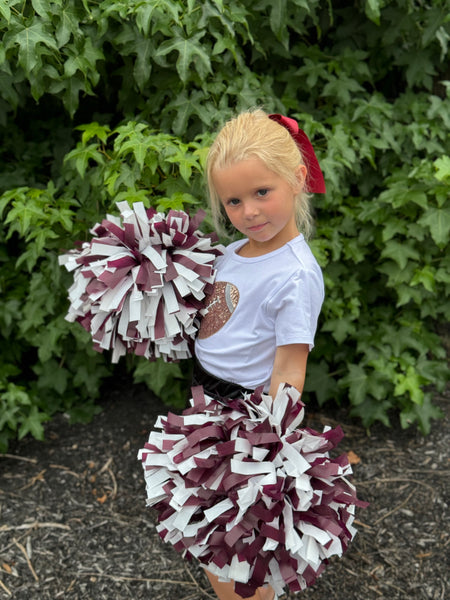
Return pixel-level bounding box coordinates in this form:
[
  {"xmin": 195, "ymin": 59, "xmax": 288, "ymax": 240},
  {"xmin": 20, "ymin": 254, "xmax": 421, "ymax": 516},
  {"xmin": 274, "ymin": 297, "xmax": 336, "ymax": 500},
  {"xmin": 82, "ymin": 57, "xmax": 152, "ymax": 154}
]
[
  {"xmin": 257, "ymin": 188, "xmax": 268, "ymax": 197},
  {"xmin": 228, "ymin": 198, "xmax": 240, "ymax": 206}
]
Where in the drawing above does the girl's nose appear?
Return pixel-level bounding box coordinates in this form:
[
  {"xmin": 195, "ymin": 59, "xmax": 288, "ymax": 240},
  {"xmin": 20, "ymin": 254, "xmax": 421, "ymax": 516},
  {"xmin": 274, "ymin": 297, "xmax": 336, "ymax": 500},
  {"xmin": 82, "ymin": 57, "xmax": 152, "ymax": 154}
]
[{"xmin": 243, "ymin": 200, "xmax": 259, "ymax": 218}]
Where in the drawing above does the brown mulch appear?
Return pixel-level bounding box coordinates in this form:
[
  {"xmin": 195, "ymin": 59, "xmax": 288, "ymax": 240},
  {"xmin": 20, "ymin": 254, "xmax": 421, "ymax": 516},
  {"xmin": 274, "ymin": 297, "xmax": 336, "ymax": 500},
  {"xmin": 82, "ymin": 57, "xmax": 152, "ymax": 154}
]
[{"xmin": 0, "ymin": 379, "xmax": 449, "ymax": 600}]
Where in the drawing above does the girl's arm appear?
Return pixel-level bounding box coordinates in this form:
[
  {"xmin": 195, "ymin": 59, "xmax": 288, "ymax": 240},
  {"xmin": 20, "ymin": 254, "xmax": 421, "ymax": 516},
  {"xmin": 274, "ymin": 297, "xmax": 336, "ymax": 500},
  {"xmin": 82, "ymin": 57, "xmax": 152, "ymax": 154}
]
[{"xmin": 269, "ymin": 343, "xmax": 309, "ymax": 397}]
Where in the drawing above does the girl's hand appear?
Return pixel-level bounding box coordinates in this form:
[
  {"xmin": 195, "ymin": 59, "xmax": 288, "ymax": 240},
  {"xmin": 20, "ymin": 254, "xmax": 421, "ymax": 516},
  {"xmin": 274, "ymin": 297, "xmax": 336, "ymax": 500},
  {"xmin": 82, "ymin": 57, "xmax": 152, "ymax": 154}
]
[{"xmin": 269, "ymin": 343, "xmax": 309, "ymax": 397}]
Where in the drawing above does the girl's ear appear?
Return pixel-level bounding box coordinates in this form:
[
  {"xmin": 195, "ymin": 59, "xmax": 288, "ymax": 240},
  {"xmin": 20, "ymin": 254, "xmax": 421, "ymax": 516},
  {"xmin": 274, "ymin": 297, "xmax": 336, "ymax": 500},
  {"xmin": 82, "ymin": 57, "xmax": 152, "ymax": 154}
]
[{"xmin": 294, "ymin": 164, "xmax": 307, "ymax": 193}]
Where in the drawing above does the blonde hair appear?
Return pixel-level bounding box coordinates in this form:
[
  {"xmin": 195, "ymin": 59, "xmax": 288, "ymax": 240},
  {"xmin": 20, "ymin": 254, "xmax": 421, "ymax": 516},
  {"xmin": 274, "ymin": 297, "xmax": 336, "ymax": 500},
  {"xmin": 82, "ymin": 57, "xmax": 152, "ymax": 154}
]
[{"xmin": 206, "ymin": 109, "xmax": 313, "ymax": 238}]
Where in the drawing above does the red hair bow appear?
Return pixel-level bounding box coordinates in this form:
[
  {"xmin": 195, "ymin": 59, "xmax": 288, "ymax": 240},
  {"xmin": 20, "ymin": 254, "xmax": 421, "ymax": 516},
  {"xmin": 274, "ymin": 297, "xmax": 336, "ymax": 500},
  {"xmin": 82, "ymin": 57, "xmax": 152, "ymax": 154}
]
[{"xmin": 269, "ymin": 113, "xmax": 326, "ymax": 194}]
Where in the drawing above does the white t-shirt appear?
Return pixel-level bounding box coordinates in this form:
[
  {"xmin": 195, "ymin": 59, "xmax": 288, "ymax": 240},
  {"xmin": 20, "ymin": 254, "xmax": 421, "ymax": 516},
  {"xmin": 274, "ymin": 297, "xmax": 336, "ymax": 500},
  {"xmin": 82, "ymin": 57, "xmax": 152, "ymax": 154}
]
[{"xmin": 194, "ymin": 235, "xmax": 324, "ymax": 391}]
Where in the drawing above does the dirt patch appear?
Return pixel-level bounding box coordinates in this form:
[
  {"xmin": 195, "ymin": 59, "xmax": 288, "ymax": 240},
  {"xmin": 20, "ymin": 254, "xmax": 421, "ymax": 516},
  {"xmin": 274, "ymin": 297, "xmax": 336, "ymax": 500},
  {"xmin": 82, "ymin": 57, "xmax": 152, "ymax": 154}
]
[{"xmin": 0, "ymin": 379, "xmax": 448, "ymax": 600}]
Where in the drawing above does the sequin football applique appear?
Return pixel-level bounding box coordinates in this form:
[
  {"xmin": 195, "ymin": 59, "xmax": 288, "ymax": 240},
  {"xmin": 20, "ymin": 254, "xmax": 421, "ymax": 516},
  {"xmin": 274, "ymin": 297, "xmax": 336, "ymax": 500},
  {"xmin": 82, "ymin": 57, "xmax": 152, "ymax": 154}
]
[{"xmin": 198, "ymin": 281, "xmax": 239, "ymax": 339}]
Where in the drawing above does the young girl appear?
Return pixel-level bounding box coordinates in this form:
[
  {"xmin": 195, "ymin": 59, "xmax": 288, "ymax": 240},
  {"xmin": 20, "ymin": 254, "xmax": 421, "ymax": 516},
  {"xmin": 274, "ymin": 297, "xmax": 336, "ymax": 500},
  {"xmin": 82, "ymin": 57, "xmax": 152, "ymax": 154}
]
[
  {"xmin": 62, "ymin": 108, "xmax": 359, "ymax": 599},
  {"xmin": 192, "ymin": 109, "xmax": 326, "ymax": 600}
]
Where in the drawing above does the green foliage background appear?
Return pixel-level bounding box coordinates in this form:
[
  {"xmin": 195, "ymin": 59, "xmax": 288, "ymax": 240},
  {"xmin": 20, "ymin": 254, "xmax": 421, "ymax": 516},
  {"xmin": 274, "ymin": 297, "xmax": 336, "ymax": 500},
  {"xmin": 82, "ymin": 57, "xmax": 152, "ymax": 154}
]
[{"xmin": 0, "ymin": 0, "xmax": 449, "ymax": 449}]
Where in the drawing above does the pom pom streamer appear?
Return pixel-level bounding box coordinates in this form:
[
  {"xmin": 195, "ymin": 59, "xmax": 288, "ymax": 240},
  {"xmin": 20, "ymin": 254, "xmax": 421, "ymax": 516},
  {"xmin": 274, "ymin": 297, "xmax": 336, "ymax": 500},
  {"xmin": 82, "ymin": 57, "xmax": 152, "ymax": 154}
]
[
  {"xmin": 138, "ymin": 385, "xmax": 368, "ymax": 598},
  {"xmin": 59, "ymin": 202, "xmax": 224, "ymax": 362}
]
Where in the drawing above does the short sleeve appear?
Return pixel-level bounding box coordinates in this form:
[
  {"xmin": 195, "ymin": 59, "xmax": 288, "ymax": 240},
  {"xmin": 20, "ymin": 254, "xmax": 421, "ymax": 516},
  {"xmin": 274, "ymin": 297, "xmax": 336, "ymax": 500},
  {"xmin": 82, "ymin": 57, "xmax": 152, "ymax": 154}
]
[{"xmin": 265, "ymin": 266, "xmax": 324, "ymax": 350}]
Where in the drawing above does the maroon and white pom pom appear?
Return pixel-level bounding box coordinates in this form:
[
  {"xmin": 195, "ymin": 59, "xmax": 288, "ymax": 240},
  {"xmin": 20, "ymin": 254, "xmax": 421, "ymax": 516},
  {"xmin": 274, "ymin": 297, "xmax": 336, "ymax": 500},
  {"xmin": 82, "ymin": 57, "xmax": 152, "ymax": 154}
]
[
  {"xmin": 59, "ymin": 202, "xmax": 223, "ymax": 362},
  {"xmin": 138, "ymin": 386, "xmax": 367, "ymax": 598}
]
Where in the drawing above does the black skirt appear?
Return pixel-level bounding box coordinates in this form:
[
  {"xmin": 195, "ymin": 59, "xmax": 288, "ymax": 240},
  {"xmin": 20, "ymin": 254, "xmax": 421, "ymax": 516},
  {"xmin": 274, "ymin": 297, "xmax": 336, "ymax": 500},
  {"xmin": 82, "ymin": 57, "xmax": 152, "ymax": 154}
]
[{"xmin": 192, "ymin": 359, "xmax": 254, "ymax": 400}]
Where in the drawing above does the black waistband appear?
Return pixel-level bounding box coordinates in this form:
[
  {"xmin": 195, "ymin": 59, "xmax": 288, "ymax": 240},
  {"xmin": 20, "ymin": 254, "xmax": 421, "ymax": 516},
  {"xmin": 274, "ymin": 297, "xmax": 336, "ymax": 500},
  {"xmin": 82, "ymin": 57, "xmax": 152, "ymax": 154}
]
[{"xmin": 192, "ymin": 359, "xmax": 253, "ymax": 400}]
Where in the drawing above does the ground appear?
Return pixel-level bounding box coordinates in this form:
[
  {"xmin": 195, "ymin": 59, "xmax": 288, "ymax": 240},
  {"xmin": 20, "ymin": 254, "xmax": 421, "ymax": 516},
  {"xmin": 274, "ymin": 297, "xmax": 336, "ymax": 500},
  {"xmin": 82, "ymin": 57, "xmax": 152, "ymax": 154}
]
[{"xmin": 0, "ymin": 379, "xmax": 448, "ymax": 600}]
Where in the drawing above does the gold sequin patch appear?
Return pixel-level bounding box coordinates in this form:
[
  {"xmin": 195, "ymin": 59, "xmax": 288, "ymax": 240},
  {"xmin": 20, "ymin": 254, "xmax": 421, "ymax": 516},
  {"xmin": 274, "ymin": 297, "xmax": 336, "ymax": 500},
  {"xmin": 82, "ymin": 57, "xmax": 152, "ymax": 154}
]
[{"xmin": 198, "ymin": 281, "xmax": 240, "ymax": 339}]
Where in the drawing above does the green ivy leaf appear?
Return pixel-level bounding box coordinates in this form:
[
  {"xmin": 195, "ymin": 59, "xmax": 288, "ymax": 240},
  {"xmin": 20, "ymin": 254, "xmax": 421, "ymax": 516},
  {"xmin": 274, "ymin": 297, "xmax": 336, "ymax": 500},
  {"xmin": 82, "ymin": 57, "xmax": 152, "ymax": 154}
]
[
  {"xmin": 117, "ymin": 137, "xmax": 150, "ymax": 171},
  {"xmin": 364, "ymin": 0, "xmax": 382, "ymax": 25},
  {"xmin": 435, "ymin": 266, "xmax": 450, "ymax": 285},
  {"xmin": 381, "ymin": 218, "xmax": 406, "ymax": 242},
  {"xmin": 34, "ymin": 359, "xmax": 68, "ymax": 395},
  {"xmin": 394, "ymin": 365, "xmax": 426, "ymax": 405},
  {"xmin": 66, "ymin": 399, "xmax": 102, "ymax": 424},
  {"xmin": 322, "ymin": 317, "xmax": 356, "ymax": 344},
  {"xmin": 340, "ymin": 364, "xmax": 368, "ymax": 405},
  {"xmin": 133, "ymin": 37, "xmax": 154, "ymax": 90},
  {"xmin": 64, "ymin": 143, "xmax": 104, "ymax": 177},
  {"xmin": 18, "ymin": 404, "xmax": 49, "ymax": 441},
  {"xmin": 269, "ymin": 0, "xmax": 288, "ymax": 48},
  {"xmin": 134, "ymin": 0, "xmax": 181, "ymax": 35},
  {"xmin": 16, "ymin": 232, "xmax": 57, "ymax": 271},
  {"xmin": 63, "ymin": 36, "xmax": 104, "ymax": 81},
  {"xmin": 387, "ymin": 322, "xmax": 426, "ymax": 357},
  {"xmin": 56, "ymin": 4, "xmax": 81, "ymax": 48},
  {"xmin": 114, "ymin": 189, "xmax": 151, "ymax": 207},
  {"xmin": 77, "ymin": 122, "xmax": 111, "ymax": 145},
  {"xmin": 435, "ymin": 25, "xmax": 450, "ymax": 61},
  {"xmin": 33, "ymin": 318, "xmax": 68, "ymax": 363},
  {"xmin": 350, "ymin": 396, "xmax": 392, "ymax": 428},
  {"xmin": 0, "ymin": 395, "xmax": 22, "ymax": 430},
  {"xmin": 303, "ymin": 360, "xmax": 337, "ymax": 405},
  {"xmin": 0, "ymin": 0, "xmax": 13, "ymax": 23},
  {"xmin": 380, "ymin": 241, "xmax": 420, "ymax": 270},
  {"xmin": 410, "ymin": 265, "xmax": 436, "ymax": 293},
  {"xmin": 405, "ymin": 49, "xmax": 436, "ymax": 89},
  {"xmin": 167, "ymin": 89, "xmax": 211, "ymax": 135},
  {"xmin": 322, "ymin": 75, "xmax": 364, "ymax": 104},
  {"xmin": 434, "ymin": 155, "xmax": 450, "ymax": 181},
  {"xmin": 61, "ymin": 73, "xmax": 87, "ymax": 117},
  {"xmin": 156, "ymin": 192, "xmax": 200, "ymax": 212},
  {"xmin": 5, "ymin": 17, "xmax": 58, "ymax": 75},
  {"xmin": 418, "ymin": 206, "xmax": 450, "ymax": 248},
  {"xmin": 31, "ymin": 0, "xmax": 53, "ymax": 18},
  {"xmin": 155, "ymin": 30, "xmax": 212, "ymax": 83},
  {"xmin": 164, "ymin": 147, "xmax": 201, "ymax": 184},
  {"xmin": 4, "ymin": 198, "xmax": 45, "ymax": 238},
  {"xmin": 399, "ymin": 393, "xmax": 443, "ymax": 435},
  {"xmin": 0, "ymin": 187, "xmax": 26, "ymax": 218},
  {"xmin": 133, "ymin": 358, "xmax": 186, "ymax": 407}
]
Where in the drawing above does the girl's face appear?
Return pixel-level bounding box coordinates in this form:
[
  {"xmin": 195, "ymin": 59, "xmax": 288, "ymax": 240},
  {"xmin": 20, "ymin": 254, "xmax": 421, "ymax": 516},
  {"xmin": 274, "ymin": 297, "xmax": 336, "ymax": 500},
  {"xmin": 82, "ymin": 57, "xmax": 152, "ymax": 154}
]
[{"xmin": 212, "ymin": 157, "xmax": 306, "ymax": 256}]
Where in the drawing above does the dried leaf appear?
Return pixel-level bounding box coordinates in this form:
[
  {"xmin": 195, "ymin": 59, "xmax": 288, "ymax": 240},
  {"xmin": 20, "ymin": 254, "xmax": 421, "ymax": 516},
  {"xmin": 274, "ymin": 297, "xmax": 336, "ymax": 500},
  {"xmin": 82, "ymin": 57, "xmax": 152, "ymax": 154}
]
[
  {"xmin": 347, "ymin": 450, "xmax": 361, "ymax": 465},
  {"xmin": 416, "ymin": 552, "xmax": 432, "ymax": 559}
]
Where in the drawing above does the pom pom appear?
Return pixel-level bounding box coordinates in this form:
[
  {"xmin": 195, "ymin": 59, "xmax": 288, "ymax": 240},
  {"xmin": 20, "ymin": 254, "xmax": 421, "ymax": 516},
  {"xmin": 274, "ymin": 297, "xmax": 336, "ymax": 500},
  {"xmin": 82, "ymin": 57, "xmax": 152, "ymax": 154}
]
[
  {"xmin": 59, "ymin": 202, "xmax": 223, "ymax": 362},
  {"xmin": 138, "ymin": 386, "xmax": 368, "ymax": 597}
]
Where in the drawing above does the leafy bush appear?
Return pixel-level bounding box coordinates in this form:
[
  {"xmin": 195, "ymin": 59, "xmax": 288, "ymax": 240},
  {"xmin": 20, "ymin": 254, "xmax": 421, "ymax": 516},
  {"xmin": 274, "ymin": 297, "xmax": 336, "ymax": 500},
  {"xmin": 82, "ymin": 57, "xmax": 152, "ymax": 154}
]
[
  {"xmin": 0, "ymin": 0, "xmax": 449, "ymax": 449},
  {"xmin": 0, "ymin": 123, "xmax": 205, "ymax": 451}
]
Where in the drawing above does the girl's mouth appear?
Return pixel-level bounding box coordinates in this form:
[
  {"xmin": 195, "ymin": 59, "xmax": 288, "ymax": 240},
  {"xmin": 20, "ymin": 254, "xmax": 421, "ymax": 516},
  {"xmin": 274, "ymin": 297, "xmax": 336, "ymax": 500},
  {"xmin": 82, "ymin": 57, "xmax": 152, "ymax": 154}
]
[{"xmin": 248, "ymin": 222, "xmax": 268, "ymax": 232}]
